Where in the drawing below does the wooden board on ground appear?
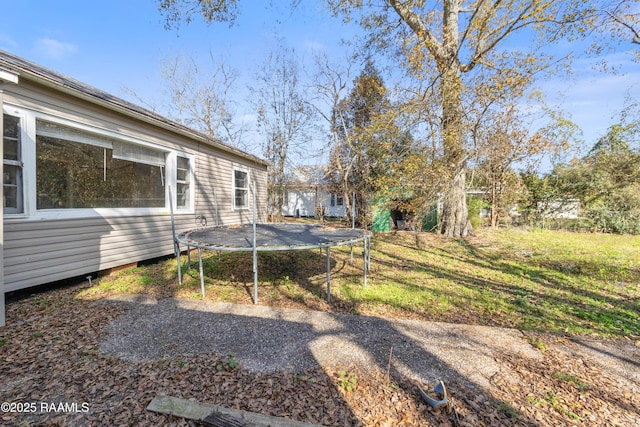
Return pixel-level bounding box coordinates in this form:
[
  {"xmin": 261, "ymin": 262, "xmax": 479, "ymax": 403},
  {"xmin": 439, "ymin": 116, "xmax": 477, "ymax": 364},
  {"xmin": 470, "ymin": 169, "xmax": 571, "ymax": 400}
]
[{"xmin": 147, "ymin": 395, "xmax": 322, "ymax": 427}]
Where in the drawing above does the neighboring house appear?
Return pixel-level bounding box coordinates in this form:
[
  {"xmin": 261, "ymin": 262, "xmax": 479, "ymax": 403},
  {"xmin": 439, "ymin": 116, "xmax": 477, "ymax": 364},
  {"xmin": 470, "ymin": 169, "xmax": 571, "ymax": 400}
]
[
  {"xmin": 537, "ymin": 198, "xmax": 580, "ymax": 219},
  {"xmin": 467, "ymin": 186, "xmax": 580, "ymax": 221},
  {"xmin": 281, "ymin": 166, "xmax": 347, "ymax": 218},
  {"xmin": 1, "ymin": 50, "xmax": 268, "ymax": 324}
]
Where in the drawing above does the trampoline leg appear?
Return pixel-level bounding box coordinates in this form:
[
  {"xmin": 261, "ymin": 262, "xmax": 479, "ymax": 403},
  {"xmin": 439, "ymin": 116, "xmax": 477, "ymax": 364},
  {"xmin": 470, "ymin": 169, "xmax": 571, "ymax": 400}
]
[
  {"xmin": 363, "ymin": 239, "xmax": 368, "ymax": 287},
  {"xmin": 327, "ymin": 247, "xmax": 331, "ymax": 302},
  {"xmin": 198, "ymin": 248, "xmax": 205, "ymax": 299},
  {"xmin": 175, "ymin": 242, "xmax": 182, "ymax": 285},
  {"xmin": 253, "ymin": 249, "xmax": 258, "ymax": 305},
  {"xmin": 368, "ymin": 237, "xmax": 372, "ymax": 272},
  {"xmin": 252, "ymin": 180, "xmax": 258, "ymax": 305},
  {"xmin": 187, "ymin": 248, "xmax": 191, "ymax": 270}
]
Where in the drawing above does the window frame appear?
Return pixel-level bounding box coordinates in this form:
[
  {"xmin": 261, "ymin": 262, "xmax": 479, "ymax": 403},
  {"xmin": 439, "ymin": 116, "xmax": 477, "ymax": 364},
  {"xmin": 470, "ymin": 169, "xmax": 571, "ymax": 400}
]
[
  {"xmin": 2, "ymin": 107, "xmax": 26, "ymax": 216},
  {"xmin": 3, "ymin": 105, "xmax": 196, "ymax": 219},
  {"xmin": 330, "ymin": 193, "xmax": 344, "ymax": 207},
  {"xmin": 232, "ymin": 166, "xmax": 250, "ymax": 211},
  {"xmin": 175, "ymin": 153, "xmax": 194, "ymax": 212}
]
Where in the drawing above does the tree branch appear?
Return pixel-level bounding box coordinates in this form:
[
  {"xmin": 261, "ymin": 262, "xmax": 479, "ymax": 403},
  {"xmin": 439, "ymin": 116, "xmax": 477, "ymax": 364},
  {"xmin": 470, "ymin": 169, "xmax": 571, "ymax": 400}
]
[
  {"xmin": 603, "ymin": 9, "xmax": 640, "ymax": 44},
  {"xmin": 386, "ymin": 0, "xmax": 445, "ymax": 61},
  {"xmin": 462, "ymin": 1, "xmax": 534, "ymax": 72}
]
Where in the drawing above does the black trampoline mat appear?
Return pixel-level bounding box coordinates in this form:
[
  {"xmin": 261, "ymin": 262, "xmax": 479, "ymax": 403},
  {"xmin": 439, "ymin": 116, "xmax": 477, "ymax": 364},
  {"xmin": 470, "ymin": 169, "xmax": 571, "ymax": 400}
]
[{"xmin": 177, "ymin": 222, "xmax": 370, "ymax": 251}]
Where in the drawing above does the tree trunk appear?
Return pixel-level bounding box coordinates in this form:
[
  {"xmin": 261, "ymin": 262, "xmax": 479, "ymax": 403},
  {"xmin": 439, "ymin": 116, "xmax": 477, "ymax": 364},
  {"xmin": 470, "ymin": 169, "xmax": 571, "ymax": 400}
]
[
  {"xmin": 273, "ymin": 141, "xmax": 287, "ymax": 221},
  {"xmin": 491, "ymin": 180, "xmax": 499, "ymax": 228},
  {"xmin": 440, "ymin": 164, "xmax": 472, "ymax": 237},
  {"xmin": 438, "ymin": 0, "xmax": 472, "ymax": 238}
]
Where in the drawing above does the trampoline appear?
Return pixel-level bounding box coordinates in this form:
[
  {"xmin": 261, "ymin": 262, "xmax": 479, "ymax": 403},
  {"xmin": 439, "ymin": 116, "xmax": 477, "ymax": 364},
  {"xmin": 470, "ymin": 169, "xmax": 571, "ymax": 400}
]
[
  {"xmin": 171, "ymin": 185, "xmax": 372, "ymax": 304},
  {"xmin": 179, "ymin": 223, "xmax": 371, "ymax": 251}
]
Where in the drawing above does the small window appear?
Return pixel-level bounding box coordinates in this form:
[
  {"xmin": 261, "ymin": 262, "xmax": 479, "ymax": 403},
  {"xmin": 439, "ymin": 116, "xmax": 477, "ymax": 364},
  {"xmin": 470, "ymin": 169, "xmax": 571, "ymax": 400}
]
[
  {"xmin": 3, "ymin": 113, "xmax": 23, "ymax": 214},
  {"xmin": 330, "ymin": 194, "xmax": 344, "ymax": 207},
  {"xmin": 176, "ymin": 156, "xmax": 190, "ymax": 209},
  {"xmin": 234, "ymin": 169, "xmax": 249, "ymax": 209}
]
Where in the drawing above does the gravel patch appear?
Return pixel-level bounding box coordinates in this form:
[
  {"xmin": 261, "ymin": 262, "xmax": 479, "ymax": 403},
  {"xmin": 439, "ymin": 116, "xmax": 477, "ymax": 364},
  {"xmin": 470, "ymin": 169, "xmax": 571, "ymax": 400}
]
[
  {"xmin": 3, "ymin": 286, "xmax": 638, "ymax": 426},
  {"xmin": 553, "ymin": 336, "xmax": 640, "ymax": 385},
  {"xmin": 99, "ymin": 294, "xmax": 541, "ymax": 388}
]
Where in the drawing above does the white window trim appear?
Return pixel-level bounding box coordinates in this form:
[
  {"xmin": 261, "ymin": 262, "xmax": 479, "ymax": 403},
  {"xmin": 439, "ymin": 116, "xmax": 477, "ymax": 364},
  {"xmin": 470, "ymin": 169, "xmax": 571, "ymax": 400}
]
[
  {"xmin": 232, "ymin": 166, "xmax": 250, "ymax": 211},
  {"xmin": 2, "ymin": 106, "xmax": 27, "ymax": 218},
  {"xmin": 172, "ymin": 151, "xmax": 195, "ymax": 213},
  {"xmin": 4, "ymin": 105, "xmax": 196, "ymax": 220},
  {"xmin": 330, "ymin": 193, "xmax": 344, "ymax": 207}
]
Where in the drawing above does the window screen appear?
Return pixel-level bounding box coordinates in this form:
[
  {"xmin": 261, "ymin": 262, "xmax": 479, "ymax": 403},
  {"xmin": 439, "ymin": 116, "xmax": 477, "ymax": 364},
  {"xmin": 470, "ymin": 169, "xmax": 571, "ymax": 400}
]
[{"xmin": 35, "ymin": 120, "xmax": 166, "ymax": 209}]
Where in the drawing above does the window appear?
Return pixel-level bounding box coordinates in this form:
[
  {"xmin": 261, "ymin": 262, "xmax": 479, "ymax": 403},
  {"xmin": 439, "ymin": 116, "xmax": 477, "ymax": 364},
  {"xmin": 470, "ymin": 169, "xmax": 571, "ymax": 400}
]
[
  {"xmin": 3, "ymin": 109, "xmax": 195, "ymax": 218},
  {"xmin": 233, "ymin": 169, "xmax": 249, "ymax": 209},
  {"xmin": 3, "ymin": 113, "xmax": 23, "ymax": 214},
  {"xmin": 330, "ymin": 194, "xmax": 344, "ymax": 207},
  {"xmin": 176, "ymin": 155, "xmax": 190, "ymax": 209},
  {"xmin": 35, "ymin": 120, "xmax": 165, "ymax": 209}
]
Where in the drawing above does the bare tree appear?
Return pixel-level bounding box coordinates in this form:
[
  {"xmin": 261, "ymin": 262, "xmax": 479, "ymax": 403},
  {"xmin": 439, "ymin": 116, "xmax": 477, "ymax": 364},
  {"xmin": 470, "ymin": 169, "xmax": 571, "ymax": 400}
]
[
  {"xmin": 162, "ymin": 52, "xmax": 247, "ymax": 148},
  {"xmin": 124, "ymin": 51, "xmax": 247, "ymax": 149},
  {"xmin": 308, "ymin": 51, "xmax": 356, "ymax": 219},
  {"xmin": 251, "ymin": 39, "xmax": 315, "ymax": 220}
]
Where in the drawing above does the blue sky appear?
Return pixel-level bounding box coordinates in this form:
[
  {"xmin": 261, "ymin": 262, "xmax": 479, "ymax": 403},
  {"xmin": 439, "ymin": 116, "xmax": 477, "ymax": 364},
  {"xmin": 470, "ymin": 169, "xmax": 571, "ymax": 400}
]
[
  {"xmin": 0, "ymin": 1, "xmax": 352, "ymax": 98},
  {"xmin": 1, "ymin": 0, "xmax": 638, "ymax": 165}
]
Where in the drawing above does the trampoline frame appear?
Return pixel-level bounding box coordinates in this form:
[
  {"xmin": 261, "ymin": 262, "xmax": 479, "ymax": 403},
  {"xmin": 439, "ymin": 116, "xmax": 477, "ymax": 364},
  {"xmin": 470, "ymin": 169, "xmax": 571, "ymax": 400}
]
[{"xmin": 170, "ymin": 183, "xmax": 372, "ymax": 304}]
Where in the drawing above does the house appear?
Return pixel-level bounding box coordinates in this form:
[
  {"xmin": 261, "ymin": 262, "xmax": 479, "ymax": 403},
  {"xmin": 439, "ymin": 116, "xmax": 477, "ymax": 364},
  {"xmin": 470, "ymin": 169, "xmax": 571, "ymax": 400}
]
[
  {"xmin": 1, "ymin": 50, "xmax": 268, "ymax": 326},
  {"xmin": 281, "ymin": 166, "xmax": 347, "ymax": 218},
  {"xmin": 537, "ymin": 198, "xmax": 580, "ymax": 219}
]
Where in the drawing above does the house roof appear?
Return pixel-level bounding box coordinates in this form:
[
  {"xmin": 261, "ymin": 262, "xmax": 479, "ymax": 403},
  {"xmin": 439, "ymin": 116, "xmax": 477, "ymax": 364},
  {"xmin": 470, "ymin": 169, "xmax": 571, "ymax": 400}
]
[
  {"xmin": 285, "ymin": 165, "xmax": 331, "ymax": 186},
  {"xmin": 0, "ymin": 49, "xmax": 268, "ymax": 167}
]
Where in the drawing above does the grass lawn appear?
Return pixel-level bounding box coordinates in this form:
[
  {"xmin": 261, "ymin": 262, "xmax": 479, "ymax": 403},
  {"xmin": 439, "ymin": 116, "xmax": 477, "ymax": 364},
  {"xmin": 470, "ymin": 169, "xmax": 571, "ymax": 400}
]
[{"xmin": 79, "ymin": 227, "xmax": 640, "ymax": 339}]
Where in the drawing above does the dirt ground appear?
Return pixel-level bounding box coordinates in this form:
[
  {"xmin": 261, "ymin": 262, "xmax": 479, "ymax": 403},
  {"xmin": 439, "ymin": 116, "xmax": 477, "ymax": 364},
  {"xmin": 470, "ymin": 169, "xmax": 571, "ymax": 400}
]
[{"xmin": 1, "ymin": 282, "xmax": 639, "ymax": 426}]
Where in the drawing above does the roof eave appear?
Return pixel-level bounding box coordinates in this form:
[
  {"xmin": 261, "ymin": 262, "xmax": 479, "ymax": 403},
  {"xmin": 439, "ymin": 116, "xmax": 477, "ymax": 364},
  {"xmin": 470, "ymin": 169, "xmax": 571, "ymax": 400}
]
[{"xmin": 13, "ymin": 64, "xmax": 268, "ymax": 167}]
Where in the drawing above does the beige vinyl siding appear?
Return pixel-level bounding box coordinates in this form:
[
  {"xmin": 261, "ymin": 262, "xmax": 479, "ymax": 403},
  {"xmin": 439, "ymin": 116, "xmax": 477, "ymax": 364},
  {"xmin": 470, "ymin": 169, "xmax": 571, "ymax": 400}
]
[
  {"xmin": 5, "ymin": 215, "xmax": 170, "ymax": 292},
  {"xmin": 2, "ymin": 66, "xmax": 268, "ymax": 293},
  {"xmin": 3, "ymin": 144, "xmax": 267, "ymax": 292},
  {"xmin": 194, "ymin": 144, "xmax": 268, "ymax": 225}
]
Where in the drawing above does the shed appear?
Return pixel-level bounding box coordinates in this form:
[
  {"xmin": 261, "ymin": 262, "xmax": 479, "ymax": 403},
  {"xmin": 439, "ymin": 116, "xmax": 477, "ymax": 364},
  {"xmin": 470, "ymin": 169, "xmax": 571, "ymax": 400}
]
[
  {"xmin": 0, "ymin": 50, "xmax": 269, "ymax": 326},
  {"xmin": 370, "ymin": 188, "xmax": 438, "ymax": 232}
]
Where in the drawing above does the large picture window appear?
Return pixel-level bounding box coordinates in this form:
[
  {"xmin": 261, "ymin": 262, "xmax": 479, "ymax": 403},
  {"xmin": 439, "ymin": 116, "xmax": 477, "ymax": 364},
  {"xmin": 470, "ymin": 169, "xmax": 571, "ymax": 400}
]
[
  {"xmin": 3, "ymin": 113, "xmax": 23, "ymax": 214},
  {"xmin": 36, "ymin": 120, "xmax": 166, "ymax": 209}
]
